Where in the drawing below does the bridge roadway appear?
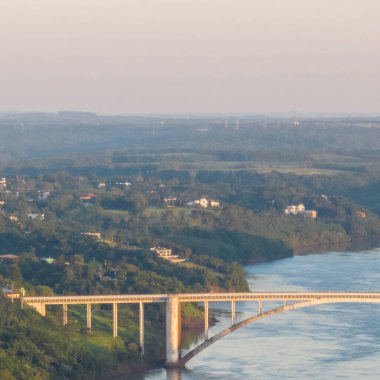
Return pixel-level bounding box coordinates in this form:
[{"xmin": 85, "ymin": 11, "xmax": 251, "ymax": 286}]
[
  {"xmin": 22, "ymin": 291, "xmax": 380, "ymax": 305},
  {"xmin": 20, "ymin": 292, "xmax": 380, "ymax": 366}
]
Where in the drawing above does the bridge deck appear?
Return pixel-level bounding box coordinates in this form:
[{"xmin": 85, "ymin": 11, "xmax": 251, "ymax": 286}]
[
  {"xmin": 22, "ymin": 294, "xmax": 168, "ymax": 305},
  {"xmin": 21, "ymin": 292, "xmax": 380, "ymax": 305}
]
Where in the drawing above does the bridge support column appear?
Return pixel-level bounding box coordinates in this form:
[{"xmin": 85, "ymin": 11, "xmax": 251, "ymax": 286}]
[
  {"xmin": 113, "ymin": 303, "xmax": 118, "ymax": 337},
  {"xmin": 231, "ymin": 301, "xmax": 236, "ymax": 325},
  {"xmin": 31, "ymin": 303, "xmax": 46, "ymax": 317},
  {"xmin": 37, "ymin": 303, "xmax": 46, "ymax": 317},
  {"xmin": 139, "ymin": 303, "xmax": 144, "ymax": 354},
  {"xmin": 204, "ymin": 301, "xmax": 209, "ymax": 339},
  {"xmin": 178, "ymin": 302, "xmax": 181, "ymax": 357},
  {"xmin": 258, "ymin": 300, "xmax": 262, "ymax": 314},
  {"xmin": 87, "ymin": 304, "xmax": 92, "ymax": 332},
  {"xmin": 62, "ymin": 304, "xmax": 68, "ymax": 325},
  {"xmin": 166, "ymin": 295, "xmax": 180, "ymax": 366}
]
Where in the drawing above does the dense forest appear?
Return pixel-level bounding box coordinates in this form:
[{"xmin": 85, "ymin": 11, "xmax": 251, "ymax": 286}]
[{"xmin": 2, "ymin": 113, "xmax": 380, "ymax": 378}]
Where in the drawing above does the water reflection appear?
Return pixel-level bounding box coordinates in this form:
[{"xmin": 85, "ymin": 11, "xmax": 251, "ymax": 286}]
[{"xmin": 166, "ymin": 369, "xmax": 181, "ymax": 380}]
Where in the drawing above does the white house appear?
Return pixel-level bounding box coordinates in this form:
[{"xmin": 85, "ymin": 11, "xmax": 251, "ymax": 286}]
[
  {"xmin": 285, "ymin": 203, "xmax": 317, "ymax": 219},
  {"xmin": 198, "ymin": 198, "xmax": 209, "ymax": 208},
  {"xmin": 284, "ymin": 203, "xmax": 305, "ymax": 215},
  {"xmin": 150, "ymin": 247, "xmax": 186, "ymax": 263},
  {"xmin": 28, "ymin": 213, "xmax": 45, "ymax": 220},
  {"xmin": 187, "ymin": 198, "xmax": 220, "ymax": 209},
  {"xmin": 0, "ymin": 177, "xmax": 7, "ymax": 190},
  {"xmin": 80, "ymin": 232, "xmax": 101, "ymax": 239}
]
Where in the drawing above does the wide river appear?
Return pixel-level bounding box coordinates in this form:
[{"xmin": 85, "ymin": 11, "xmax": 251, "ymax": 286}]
[{"xmin": 133, "ymin": 248, "xmax": 380, "ymax": 379}]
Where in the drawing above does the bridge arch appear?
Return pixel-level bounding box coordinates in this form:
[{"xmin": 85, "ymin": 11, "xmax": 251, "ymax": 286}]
[{"xmin": 177, "ymin": 299, "xmax": 369, "ymax": 367}]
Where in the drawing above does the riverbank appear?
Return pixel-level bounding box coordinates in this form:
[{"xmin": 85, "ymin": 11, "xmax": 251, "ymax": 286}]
[{"xmin": 292, "ymin": 235, "xmax": 380, "ymax": 257}]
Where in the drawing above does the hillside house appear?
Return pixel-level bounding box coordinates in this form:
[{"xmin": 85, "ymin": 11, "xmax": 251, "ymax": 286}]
[
  {"xmin": 186, "ymin": 199, "xmax": 208, "ymax": 208},
  {"xmin": 81, "ymin": 232, "xmax": 101, "ymax": 239},
  {"xmin": 80, "ymin": 193, "xmax": 97, "ymax": 201},
  {"xmin": 357, "ymin": 211, "xmax": 366, "ymax": 219},
  {"xmin": 38, "ymin": 191, "xmax": 51, "ymax": 200},
  {"xmin": 164, "ymin": 197, "xmax": 177, "ymax": 207},
  {"xmin": 0, "ymin": 177, "xmax": 7, "ymax": 191},
  {"xmin": 285, "ymin": 203, "xmax": 317, "ymax": 219},
  {"xmin": 188, "ymin": 198, "xmax": 222, "ymax": 209},
  {"xmin": 284, "ymin": 203, "xmax": 305, "ymax": 214},
  {"xmin": 116, "ymin": 181, "xmax": 131, "ymax": 187},
  {"xmin": 28, "ymin": 213, "xmax": 45, "ymax": 220},
  {"xmin": 150, "ymin": 247, "xmax": 186, "ymax": 263},
  {"xmin": 198, "ymin": 198, "xmax": 209, "ymax": 208},
  {"xmin": 302, "ymin": 210, "xmax": 318, "ymax": 219}
]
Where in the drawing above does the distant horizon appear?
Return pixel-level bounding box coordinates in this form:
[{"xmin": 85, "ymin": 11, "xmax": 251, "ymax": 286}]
[
  {"xmin": 1, "ymin": 1, "xmax": 379, "ymax": 115},
  {"xmin": 1, "ymin": 109, "xmax": 380, "ymax": 119}
]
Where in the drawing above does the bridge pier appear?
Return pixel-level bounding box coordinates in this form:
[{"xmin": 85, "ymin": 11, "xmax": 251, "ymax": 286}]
[
  {"xmin": 258, "ymin": 300, "xmax": 262, "ymax": 314},
  {"xmin": 139, "ymin": 302, "xmax": 144, "ymax": 354},
  {"xmin": 62, "ymin": 304, "xmax": 68, "ymax": 325},
  {"xmin": 231, "ymin": 301, "xmax": 236, "ymax": 325},
  {"xmin": 38, "ymin": 303, "xmax": 46, "ymax": 316},
  {"xmin": 87, "ymin": 304, "xmax": 92, "ymax": 332},
  {"xmin": 204, "ymin": 301, "xmax": 209, "ymax": 339},
  {"xmin": 166, "ymin": 295, "xmax": 180, "ymax": 367},
  {"xmin": 30, "ymin": 302, "xmax": 46, "ymax": 316},
  {"xmin": 113, "ymin": 303, "xmax": 118, "ymax": 337}
]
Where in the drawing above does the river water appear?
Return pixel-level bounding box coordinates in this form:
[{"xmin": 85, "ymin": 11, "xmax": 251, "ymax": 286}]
[{"xmin": 134, "ymin": 248, "xmax": 380, "ymax": 379}]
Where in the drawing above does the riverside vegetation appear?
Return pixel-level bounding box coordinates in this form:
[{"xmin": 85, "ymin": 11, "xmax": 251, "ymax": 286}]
[{"xmin": 2, "ymin": 113, "xmax": 380, "ymax": 378}]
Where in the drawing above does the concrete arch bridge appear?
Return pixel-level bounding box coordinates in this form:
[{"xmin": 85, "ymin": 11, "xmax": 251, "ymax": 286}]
[{"xmin": 19, "ymin": 292, "xmax": 380, "ymax": 367}]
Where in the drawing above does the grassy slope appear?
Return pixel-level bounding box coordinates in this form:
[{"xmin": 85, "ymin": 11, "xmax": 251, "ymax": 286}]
[{"xmin": 0, "ymin": 298, "xmax": 162, "ymax": 380}]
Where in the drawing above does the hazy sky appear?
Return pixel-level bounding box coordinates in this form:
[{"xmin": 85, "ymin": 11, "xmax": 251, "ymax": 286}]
[{"xmin": 1, "ymin": 0, "xmax": 380, "ymax": 114}]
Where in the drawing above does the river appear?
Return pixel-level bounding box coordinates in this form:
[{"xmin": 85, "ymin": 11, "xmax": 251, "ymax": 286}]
[{"xmin": 133, "ymin": 248, "xmax": 380, "ymax": 379}]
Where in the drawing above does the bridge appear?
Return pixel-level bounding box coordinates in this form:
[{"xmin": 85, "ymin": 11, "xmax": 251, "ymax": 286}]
[{"xmin": 20, "ymin": 292, "xmax": 380, "ymax": 367}]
